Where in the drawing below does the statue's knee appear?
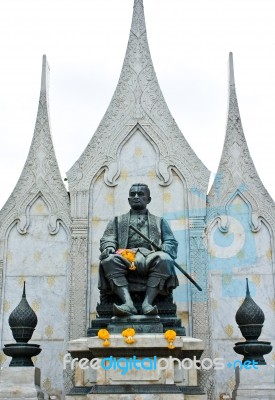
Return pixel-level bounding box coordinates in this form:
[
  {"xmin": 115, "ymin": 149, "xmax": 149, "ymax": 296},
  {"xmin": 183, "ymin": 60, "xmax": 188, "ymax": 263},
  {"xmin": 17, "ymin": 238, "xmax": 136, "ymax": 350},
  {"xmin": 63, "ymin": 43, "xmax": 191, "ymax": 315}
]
[
  {"xmin": 110, "ymin": 277, "xmax": 128, "ymax": 288},
  {"xmin": 101, "ymin": 253, "xmax": 120, "ymax": 265},
  {"xmin": 158, "ymin": 251, "xmax": 172, "ymax": 262},
  {"xmin": 101, "ymin": 255, "xmax": 112, "ymax": 267}
]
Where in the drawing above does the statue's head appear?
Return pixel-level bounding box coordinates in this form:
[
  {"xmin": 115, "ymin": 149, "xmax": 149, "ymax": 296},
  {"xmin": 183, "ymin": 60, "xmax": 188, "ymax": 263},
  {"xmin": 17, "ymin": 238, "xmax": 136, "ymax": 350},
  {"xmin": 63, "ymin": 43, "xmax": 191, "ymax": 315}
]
[{"xmin": 128, "ymin": 183, "xmax": 151, "ymax": 211}]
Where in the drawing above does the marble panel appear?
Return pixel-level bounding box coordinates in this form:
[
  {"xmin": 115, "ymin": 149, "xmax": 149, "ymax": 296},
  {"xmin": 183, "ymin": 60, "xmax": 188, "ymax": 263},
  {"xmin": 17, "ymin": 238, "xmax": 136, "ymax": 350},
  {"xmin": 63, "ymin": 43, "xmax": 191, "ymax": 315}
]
[
  {"xmin": 234, "ymin": 389, "xmax": 275, "ymax": 399},
  {"xmin": 208, "ymin": 201, "xmax": 273, "ymax": 276},
  {"xmin": 6, "ymin": 218, "xmax": 69, "ymax": 277},
  {"xmin": 210, "ymin": 273, "xmax": 275, "ymax": 340},
  {"xmin": 118, "ymin": 130, "xmax": 158, "ymax": 196},
  {"xmin": 0, "ymin": 367, "xmax": 41, "ymax": 385},
  {"xmin": 236, "ymin": 365, "xmax": 275, "ymax": 387},
  {"xmin": 0, "ymin": 367, "xmax": 44, "ymax": 399},
  {"xmin": 86, "ymin": 395, "xmax": 184, "ymax": 400},
  {"xmin": 92, "ymin": 173, "xmax": 117, "ymax": 220},
  {"xmin": 107, "ymin": 359, "xmax": 161, "ymax": 384},
  {"xmin": 162, "ymin": 173, "xmax": 185, "ymax": 219},
  {"xmin": 30, "ymin": 340, "xmax": 66, "ymax": 399},
  {"xmin": 29, "ymin": 197, "xmax": 49, "ymax": 216}
]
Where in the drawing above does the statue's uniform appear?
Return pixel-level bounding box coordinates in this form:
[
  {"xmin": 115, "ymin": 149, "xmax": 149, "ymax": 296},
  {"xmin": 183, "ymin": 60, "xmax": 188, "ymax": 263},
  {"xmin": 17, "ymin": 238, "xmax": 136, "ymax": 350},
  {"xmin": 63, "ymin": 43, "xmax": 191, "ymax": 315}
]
[{"xmin": 99, "ymin": 211, "xmax": 179, "ymax": 294}]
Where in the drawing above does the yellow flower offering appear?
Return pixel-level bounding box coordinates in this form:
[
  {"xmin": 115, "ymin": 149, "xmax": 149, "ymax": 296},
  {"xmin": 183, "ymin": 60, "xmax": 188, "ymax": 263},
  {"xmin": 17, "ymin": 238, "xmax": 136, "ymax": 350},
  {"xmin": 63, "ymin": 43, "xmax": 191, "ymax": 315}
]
[
  {"xmin": 122, "ymin": 328, "xmax": 136, "ymax": 344},
  {"xmin": 164, "ymin": 330, "xmax": 176, "ymax": 341},
  {"xmin": 116, "ymin": 249, "xmax": 136, "ymax": 270},
  {"xmin": 98, "ymin": 329, "xmax": 111, "ymax": 346},
  {"xmin": 164, "ymin": 330, "xmax": 176, "ymax": 349},
  {"xmin": 98, "ymin": 329, "xmax": 110, "ymax": 340}
]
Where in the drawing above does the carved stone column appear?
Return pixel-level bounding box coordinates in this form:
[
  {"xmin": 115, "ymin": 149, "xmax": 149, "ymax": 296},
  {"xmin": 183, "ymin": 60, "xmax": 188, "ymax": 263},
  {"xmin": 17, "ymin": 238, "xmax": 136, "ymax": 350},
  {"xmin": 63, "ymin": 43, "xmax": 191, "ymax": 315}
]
[
  {"xmin": 0, "ymin": 259, "xmax": 3, "ymax": 342},
  {"xmin": 189, "ymin": 217, "xmax": 214, "ymax": 398},
  {"xmin": 0, "ymin": 260, "xmax": 3, "ymax": 303},
  {"xmin": 69, "ymin": 220, "xmax": 88, "ymax": 340}
]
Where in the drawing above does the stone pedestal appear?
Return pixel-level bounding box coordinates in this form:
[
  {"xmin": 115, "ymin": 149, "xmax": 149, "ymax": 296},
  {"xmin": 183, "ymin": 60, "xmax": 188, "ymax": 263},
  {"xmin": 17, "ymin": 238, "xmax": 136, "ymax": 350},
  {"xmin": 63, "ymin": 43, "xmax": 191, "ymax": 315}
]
[
  {"xmin": 107, "ymin": 315, "xmax": 163, "ymax": 334},
  {"xmin": 0, "ymin": 367, "xmax": 44, "ymax": 400},
  {"xmin": 65, "ymin": 335, "xmax": 207, "ymax": 400},
  {"xmin": 232, "ymin": 365, "xmax": 275, "ymax": 399}
]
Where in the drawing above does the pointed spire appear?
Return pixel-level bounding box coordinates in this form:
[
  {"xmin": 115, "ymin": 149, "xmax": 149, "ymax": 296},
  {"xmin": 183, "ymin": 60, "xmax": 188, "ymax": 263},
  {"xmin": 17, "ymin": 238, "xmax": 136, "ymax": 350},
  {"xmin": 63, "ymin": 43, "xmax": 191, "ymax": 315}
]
[
  {"xmin": 131, "ymin": 0, "xmax": 146, "ymax": 38},
  {"xmin": 229, "ymin": 52, "xmax": 235, "ymax": 86},
  {"xmin": 41, "ymin": 54, "xmax": 49, "ymax": 93},
  {"xmin": 208, "ymin": 53, "xmax": 274, "ymax": 221},
  {"xmin": 0, "ymin": 55, "xmax": 70, "ymax": 233},
  {"xmin": 23, "ymin": 281, "xmax": 26, "ymax": 298},
  {"xmin": 68, "ymin": 0, "xmax": 209, "ymax": 195},
  {"xmin": 221, "ymin": 51, "xmax": 248, "ymax": 174},
  {"xmin": 120, "ymin": 0, "xmax": 154, "ymax": 103},
  {"xmin": 245, "ymin": 277, "xmax": 250, "ymax": 297}
]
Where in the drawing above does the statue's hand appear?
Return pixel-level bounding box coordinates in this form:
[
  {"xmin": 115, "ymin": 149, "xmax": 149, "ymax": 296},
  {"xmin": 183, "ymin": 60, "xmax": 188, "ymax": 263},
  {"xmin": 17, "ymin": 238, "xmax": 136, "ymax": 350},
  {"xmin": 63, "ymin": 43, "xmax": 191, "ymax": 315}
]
[{"xmin": 100, "ymin": 247, "xmax": 115, "ymax": 260}]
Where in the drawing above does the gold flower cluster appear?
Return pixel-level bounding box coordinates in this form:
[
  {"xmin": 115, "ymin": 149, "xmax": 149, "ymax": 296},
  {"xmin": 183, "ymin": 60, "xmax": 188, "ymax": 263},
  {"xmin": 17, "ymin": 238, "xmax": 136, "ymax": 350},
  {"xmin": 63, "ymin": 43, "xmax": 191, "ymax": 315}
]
[
  {"xmin": 164, "ymin": 330, "xmax": 176, "ymax": 349},
  {"xmin": 116, "ymin": 249, "xmax": 136, "ymax": 270},
  {"xmin": 97, "ymin": 328, "xmax": 177, "ymax": 349},
  {"xmin": 97, "ymin": 329, "xmax": 110, "ymax": 346},
  {"xmin": 97, "ymin": 328, "xmax": 136, "ymax": 346},
  {"xmin": 122, "ymin": 328, "xmax": 136, "ymax": 344}
]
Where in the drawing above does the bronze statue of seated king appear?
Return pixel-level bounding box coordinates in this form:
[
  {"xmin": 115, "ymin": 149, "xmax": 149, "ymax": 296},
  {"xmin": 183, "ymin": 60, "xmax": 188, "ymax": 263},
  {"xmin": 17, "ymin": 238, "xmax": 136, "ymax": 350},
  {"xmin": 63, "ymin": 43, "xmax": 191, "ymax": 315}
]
[{"xmin": 98, "ymin": 183, "xmax": 179, "ymax": 317}]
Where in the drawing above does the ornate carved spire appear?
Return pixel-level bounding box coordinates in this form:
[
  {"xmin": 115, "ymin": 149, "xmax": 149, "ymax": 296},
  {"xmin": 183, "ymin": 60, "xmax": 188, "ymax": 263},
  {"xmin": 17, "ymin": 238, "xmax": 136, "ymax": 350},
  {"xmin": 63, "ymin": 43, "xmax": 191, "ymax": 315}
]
[
  {"xmin": 3, "ymin": 282, "xmax": 41, "ymax": 366},
  {"xmin": 207, "ymin": 53, "xmax": 275, "ymax": 229},
  {"xmin": 9, "ymin": 282, "xmax": 38, "ymax": 342},
  {"xmin": 68, "ymin": 0, "xmax": 209, "ymax": 196},
  {"xmin": 131, "ymin": 0, "xmax": 146, "ymax": 38},
  {"xmin": 0, "ymin": 55, "xmax": 70, "ymax": 235},
  {"xmin": 235, "ymin": 278, "xmax": 264, "ymax": 328},
  {"xmin": 234, "ymin": 278, "xmax": 272, "ymax": 365}
]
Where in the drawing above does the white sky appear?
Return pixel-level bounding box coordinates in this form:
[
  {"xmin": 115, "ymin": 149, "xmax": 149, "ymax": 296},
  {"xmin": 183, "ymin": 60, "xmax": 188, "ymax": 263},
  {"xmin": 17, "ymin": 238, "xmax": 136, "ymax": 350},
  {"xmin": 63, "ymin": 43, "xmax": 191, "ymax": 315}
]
[{"xmin": 0, "ymin": 0, "xmax": 275, "ymax": 209}]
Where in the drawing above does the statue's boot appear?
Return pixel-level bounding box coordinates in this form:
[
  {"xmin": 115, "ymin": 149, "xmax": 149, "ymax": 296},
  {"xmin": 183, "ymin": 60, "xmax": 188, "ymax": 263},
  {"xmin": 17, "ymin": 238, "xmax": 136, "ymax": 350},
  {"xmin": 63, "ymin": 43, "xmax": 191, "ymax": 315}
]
[
  {"xmin": 113, "ymin": 286, "xmax": 137, "ymax": 317},
  {"xmin": 113, "ymin": 303, "xmax": 137, "ymax": 317},
  {"xmin": 142, "ymin": 287, "xmax": 159, "ymax": 315}
]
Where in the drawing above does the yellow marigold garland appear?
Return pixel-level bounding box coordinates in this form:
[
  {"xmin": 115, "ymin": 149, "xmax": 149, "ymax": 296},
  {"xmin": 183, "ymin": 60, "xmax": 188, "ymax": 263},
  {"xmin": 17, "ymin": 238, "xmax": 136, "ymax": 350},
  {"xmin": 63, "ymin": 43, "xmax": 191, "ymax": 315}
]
[
  {"xmin": 116, "ymin": 249, "xmax": 136, "ymax": 270},
  {"xmin": 98, "ymin": 329, "xmax": 110, "ymax": 347},
  {"xmin": 121, "ymin": 328, "xmax": 136, "ymax": 344},
  {"xmin": 164, "ymin": 330, "xmax": 176, "ymax": 349}
]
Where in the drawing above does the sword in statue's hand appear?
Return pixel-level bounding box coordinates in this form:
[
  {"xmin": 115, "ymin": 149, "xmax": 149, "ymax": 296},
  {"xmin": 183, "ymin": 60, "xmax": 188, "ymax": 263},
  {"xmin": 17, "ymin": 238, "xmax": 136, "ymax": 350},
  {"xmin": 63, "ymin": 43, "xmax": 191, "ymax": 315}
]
[{"xmin": 129, "ymin": 224, "xmax": 202, "ymax": 292}]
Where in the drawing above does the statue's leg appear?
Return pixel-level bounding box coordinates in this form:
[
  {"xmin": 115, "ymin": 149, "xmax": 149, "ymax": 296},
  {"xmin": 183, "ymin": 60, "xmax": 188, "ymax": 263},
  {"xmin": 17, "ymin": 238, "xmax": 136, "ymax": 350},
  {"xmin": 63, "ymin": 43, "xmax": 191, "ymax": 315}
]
[
  {"xmin": 101, "ymin": 255, "xmax": 137, "ymax": 316},
  {"xmin": 141, "ymin": 252, "xmax": 174, "ymax": 315},
  {"xmin": 112, "ymin": 286, "xmax": 137, "ymax": 316},
  {"xmin": 142, "ymin": 287, "xmax": 159, "ymax": 315}
]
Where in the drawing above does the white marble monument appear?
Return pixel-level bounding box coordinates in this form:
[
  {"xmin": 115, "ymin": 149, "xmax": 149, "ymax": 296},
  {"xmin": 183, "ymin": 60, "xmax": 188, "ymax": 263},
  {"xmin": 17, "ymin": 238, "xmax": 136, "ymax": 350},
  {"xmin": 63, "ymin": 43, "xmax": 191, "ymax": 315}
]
[{"xmin": 0, "ymin": 0, "xmax": 274, "ymax": 399}]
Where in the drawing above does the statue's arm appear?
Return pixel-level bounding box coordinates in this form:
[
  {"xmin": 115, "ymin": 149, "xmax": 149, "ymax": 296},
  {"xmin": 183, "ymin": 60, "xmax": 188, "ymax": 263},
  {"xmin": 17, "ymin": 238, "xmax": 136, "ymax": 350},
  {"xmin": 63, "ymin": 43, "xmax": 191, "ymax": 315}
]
[
  {"xmin": 99, "ymin": 218, "xmax": 118, "ymax": 259},
  {"xmin": 160, "ymin": 218, "xmax": 178, "ymax": 259}
]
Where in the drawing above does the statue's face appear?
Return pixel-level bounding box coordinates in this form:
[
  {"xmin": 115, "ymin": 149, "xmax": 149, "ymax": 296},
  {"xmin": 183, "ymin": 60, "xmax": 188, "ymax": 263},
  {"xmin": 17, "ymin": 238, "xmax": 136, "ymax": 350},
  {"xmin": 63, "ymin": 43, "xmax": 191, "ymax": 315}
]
[{"xmin": 128, "ymin": 185, "xmax": 151, "ymax": 210}]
